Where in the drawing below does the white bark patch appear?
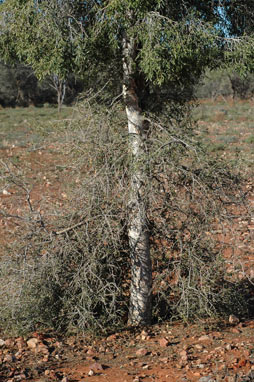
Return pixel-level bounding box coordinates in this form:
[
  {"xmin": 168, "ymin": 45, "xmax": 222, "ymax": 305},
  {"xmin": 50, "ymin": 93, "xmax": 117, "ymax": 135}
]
[
  {"xmin": 123, "ymin": 34, "xmax": 152, "ymax": 326},
  {"xmin": 125, "ymin": 96, "xmax": 152, "ymax": 326}
]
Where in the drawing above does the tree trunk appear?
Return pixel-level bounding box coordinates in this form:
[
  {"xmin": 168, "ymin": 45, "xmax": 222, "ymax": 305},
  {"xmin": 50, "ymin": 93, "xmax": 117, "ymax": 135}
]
[{"xmin": 122, "ymin": 34, "xmax": 152, "ymax": 326}]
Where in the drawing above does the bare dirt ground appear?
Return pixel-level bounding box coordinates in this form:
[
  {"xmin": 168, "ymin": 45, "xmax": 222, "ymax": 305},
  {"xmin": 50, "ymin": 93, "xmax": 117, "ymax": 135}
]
[
  {"xmin": 1, "ymin": 318, "xmax": 254, "ymax": 382},
  {"xmin": 1, "ymin": 101, "xmax": 254, "ymax": 382}
]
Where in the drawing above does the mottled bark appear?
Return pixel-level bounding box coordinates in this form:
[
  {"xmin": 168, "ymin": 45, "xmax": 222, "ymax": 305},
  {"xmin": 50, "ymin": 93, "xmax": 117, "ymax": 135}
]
[{"xmin": 122, "ymin": 34, "xmax": 152, "ymax": 326}]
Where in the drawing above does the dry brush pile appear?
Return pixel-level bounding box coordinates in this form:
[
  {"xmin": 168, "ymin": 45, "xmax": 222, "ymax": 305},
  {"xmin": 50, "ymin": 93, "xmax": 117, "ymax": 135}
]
[{"xmin": 0, "ymin": 98, "xmax": 251, "ymax": 335}]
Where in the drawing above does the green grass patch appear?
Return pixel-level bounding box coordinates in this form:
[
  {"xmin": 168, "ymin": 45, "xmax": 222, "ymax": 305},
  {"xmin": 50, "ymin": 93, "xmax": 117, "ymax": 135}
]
[
  {"xmin": 0, "ymin": 106, "xmax": 74, "ymax": 147},
  {"xmin": 193, "ymin": 99, "xmax": 254, "ymax": 123},
  {"xmin": 194, "ymin": 99, "xmax": 254, "ymax": 163},
  {"xmin": 245, "ymin": 135, "xmax": 254, "ymax": 144}
]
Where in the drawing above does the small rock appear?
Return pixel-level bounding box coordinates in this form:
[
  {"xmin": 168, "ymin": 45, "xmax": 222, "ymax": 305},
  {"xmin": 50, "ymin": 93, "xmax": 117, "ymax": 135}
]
[
  {"xmin": 226, "ymin": 377, "xmax": 236, "ymax": 382},
  {"xmin": 140, "ymin": 330, "xmax": 150, "ymax": 340},
  {"xmin": 27, "ymin": 338, "xmax": 39, "ymax": 349},
  {"xmin": 3, "ymin": 354, "xmax": 15, "ymax": 363},
  {"xmin": 90, "ymin": 362, "xmax": 104, "ymax": 371},
  {"xmin": 49, "ymin": 370, "xmax": 57, "ymax": 379},
  {"xmin": 86, "ymin": 355, "xmax": 96, "ymax": 361},
  {"xmin": 53, "ymin": 341, "xmax": 62, "ymax": 348},
  {"xmin": 0, "ymin": 339, "xmax": 5, "ymax": 347},
  {"xmin": 212, "ymin": 331, "xmax": 223, "ymax": 338},
  {"xmin": 229, "ymin": 314, "xmax": 239, "ymax": 324},
  {"xmin": 16, "ymin": 338, "xmax": 26, "ymax": 351},
  {"xmin": 107, "ymin": 334, "xmax": 117, "ymax": 341},
  {"xmin": 238, "ymin": 358, "xmax": 247, "ymax": 367},
  {"xmin": 42, "ymin": 355, "xmax": 49, "ymax": 362},
  {"xmin": 198, "ymin": 335, "xmax": 210, "ymax": 341},
  {"xmin": 2, "ymin": 189, "xmax": 11, "ymax": 196},
  {"xmin": 179, "ymin": 350, "xmax": 188, "ymax": 362},
  {"xmin": 65, "ymin": 336, "xmax": 76, "ymax": 346},
  {"xmin": 230, "ymin": 327, "xmax": 241, "ymax": 334},
  {"xmin": 199, "ymin": 376, "xmax": 215, "ymax": 382},
  {"xmin": 37, "ymin": 343, "xmax": 49, "ymax": 355},
  {"xmin": 4, "ymin": 339, "xmax": 14, "ymax": 347},
  {"xmin": 195, "ymin": 344, "xmax": 204, "ymax": 351},
  {"xmin": 62, "ymin": 377, "xmax": 68, "ymax": 382},
  {"xmin": 86, "ymin": 348, "xmax": 95, "ymax": 355},
  {"xmin": 14, "ymin": 351, "xmax": 22, "ymax": 360},
  {"xmin": 159, "ymin": 338, "xmax": 169, "ymax": 347},
  {"xmin": 136, "ymin": 348, "xmax": 149, "ymax": 357},
  {"xmin": 88, "ymin": 369, "xmax": 94, "ymax": 376},
  {"xmin": 160, "ymin": 357, "xmax": 169, "ymax": 363},
  {"xmin": 12, "ymin": 376, "xmax": 22, "ymax": 382}
]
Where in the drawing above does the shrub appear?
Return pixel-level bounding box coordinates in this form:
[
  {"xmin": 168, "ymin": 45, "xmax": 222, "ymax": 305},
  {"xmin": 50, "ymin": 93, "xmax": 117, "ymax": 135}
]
[{"xmin": 0, "ymin": 97, "xmax": 248, "ymax": 334}]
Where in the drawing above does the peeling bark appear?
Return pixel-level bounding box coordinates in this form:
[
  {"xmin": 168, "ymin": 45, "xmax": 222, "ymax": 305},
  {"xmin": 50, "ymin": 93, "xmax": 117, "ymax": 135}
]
[{"xmin": 122, "ymin": 34, "xmax": 152, "ymax": 326}]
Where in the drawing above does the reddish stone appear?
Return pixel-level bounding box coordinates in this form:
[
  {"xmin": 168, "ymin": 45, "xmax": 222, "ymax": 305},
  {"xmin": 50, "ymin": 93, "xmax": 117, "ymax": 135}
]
[
  {"xmin": 230, "ymin": 327, "xmax": 241, "ymax": 334},
  {"xmin": 136, "ymin": 348, "xmax": 149, "ymax": 357},
  {"xmin": 238, "ymin": 358, "xmax": 247, "ymax": 367},
  {"xmin": 159, "ymin": 338, "xmax": 169, "ymax": 347},
  {"xmin": 90, "ymin": 362, "xmax": 105, "ymax": 371}
]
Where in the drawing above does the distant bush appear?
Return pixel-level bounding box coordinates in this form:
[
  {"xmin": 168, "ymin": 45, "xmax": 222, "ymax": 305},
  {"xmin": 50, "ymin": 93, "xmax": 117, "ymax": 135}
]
[
  {"xmin": 0, "ymin": 61, "xmax": 84, "ymax": 107},
  {"xmin": 195, "ymin": 68, "xmax": 254, "ymax": 100},
  {"xmin": 229, "ymin": 72, "xmax": 254, "ymax": 99},
  {"xmin": 0, "ymin": 62, "xmax": 17, "ymax": 107},
  {"xmin": 195, "ymin": 69, "xmax": 233, "ymax": 100}
]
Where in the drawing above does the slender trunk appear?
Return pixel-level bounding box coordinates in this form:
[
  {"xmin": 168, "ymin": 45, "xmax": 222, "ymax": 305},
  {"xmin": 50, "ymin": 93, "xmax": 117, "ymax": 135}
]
[
  {"xmin": 53, "ymin": 76, "xmax": 66, "ymax": 113},
  {"xmin": 57, "ymin": 87, "xmax": 61, "ymax": 113},
  {"xmin": 122, "ymin": 34, "xmax": 152, "ymax": 326}
]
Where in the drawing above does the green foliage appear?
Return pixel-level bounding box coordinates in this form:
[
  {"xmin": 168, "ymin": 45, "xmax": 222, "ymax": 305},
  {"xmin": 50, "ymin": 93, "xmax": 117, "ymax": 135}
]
[
  {"xmin": 245, "ymin": 135, "xmax": 254, "ymax": 144},
  {"xmin": 223, "ymin": 37, "xmax": 254, "ymax": 76},
  {"xmin": 0, "ymin": 0, "xmax": 222, "ymax": 88},
  {"xmin": 137, "ymin": 14, "xmax": 220, "ymax": 86},
  {"xmin": 0, "ymin": 0, "xmax": 77, "ymax": 79}
]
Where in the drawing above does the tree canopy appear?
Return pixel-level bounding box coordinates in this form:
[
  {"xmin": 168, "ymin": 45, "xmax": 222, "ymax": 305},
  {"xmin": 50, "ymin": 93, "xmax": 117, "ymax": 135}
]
[{"xmin": 0, "ymin": 0, "xmax": 222, "ymax": 87}]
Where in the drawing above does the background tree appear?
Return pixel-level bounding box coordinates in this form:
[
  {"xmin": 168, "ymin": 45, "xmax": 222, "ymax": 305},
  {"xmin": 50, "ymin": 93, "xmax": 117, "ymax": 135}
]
[
  {"xmin": 222, "ymin": 0, "xmax": 254, "ymax": 36},
  {"xmin": 221, "ymin": 1, "xmax": 254, "ymax": 80},
  {"xmin": 0, "ymin": 0, "xmax": 223, "ymax": 326},
  {"xmin": 0, "ymin": 60, "xmax": 85, "ymax": 107},
  {"xmin": 50, "ymin": 74, "xmax": 66, "ymax": 113}
]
